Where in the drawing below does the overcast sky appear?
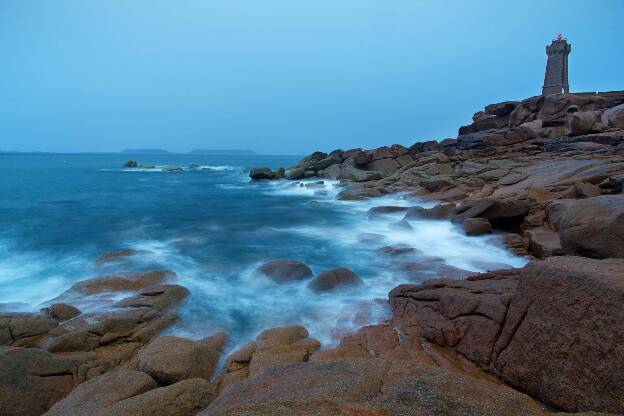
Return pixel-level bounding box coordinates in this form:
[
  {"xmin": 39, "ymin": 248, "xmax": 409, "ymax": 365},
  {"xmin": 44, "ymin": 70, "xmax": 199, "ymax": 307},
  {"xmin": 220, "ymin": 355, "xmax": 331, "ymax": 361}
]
[{"xmin": 1, "ymin": 0, "xmax": 622, "ymax": 154}]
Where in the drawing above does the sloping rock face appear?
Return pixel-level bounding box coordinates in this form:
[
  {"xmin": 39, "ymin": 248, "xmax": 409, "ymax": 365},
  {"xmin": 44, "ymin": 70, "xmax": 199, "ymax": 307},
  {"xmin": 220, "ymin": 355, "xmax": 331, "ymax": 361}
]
[
  {"xmin": 547, "ymin": 194, "xmax": 624, "ymax": 258},
  {"xmin": 201, "ymin": 359, "xmax": 551, "ymax": 416},
  {"xmin": 390, "ymin": 256, "xmax": 624, "ymax": 413},
  {"xmin": 43, "ymin": 369, "xmax": 158, "ymax": 416}
]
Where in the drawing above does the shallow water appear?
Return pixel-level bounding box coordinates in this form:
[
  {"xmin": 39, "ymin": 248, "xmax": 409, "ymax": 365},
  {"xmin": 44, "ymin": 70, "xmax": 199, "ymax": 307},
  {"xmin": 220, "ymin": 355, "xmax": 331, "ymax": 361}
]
[{"xmin": 0, "ymin": 153, "xmax": 526, "ymax": 350}]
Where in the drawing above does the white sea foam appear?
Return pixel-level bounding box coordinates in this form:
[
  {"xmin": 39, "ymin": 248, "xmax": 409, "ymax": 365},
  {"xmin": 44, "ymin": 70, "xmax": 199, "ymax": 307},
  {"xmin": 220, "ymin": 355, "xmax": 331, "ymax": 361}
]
[
  {"xmin": 102, "ymin": 165, "xmax": 242, "ymax": 173},
  {"xmin": 0, "ymin": 241, "xmax": 90, "ymax": 310}
]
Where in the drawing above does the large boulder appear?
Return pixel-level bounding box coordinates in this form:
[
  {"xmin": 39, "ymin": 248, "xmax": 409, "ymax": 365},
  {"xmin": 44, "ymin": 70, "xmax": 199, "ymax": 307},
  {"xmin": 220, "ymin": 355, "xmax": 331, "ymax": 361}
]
[
  {"xmin": 202, "ymin": 359, "xmax": 550, "ymax": 416},
  {"xmin": 403, "ymin": 203, "xmax": 457, "ymax": 220},
  {"xmin": 137, "ymin": 336, "xmax": 220, "ymax": 385},
  {"xmin": 0, "ymin": 347, "xmax": 80, "ymax": 416},
  {"xmin": 547, "ymin": 194, "xmax": 624, "ymax": 258},
  {"xmin": 257, "ymin": 260, "xmax": 313, "ymax": 283},
  {"xmin": 44, "ymin": 369, "xmax": 158, "ymax": 416},
  {"xmin": 390, "ymin": 256, "xmax": 624, "ymax": 413},
  {"xmin": 307, "ymin": 268, "xmax": 363, "ymax": 292}
]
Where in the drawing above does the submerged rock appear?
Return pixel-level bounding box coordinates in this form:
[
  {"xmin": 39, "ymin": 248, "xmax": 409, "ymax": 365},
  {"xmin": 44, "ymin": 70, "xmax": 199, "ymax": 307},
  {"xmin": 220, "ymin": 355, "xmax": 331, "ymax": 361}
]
[
  {"xmin": 257, "ymin": 260, "xmax": 313, "ymax": 283},
  {"xmin": 96, "ymin": 248, "xmax": 147, "ymax": 263}
]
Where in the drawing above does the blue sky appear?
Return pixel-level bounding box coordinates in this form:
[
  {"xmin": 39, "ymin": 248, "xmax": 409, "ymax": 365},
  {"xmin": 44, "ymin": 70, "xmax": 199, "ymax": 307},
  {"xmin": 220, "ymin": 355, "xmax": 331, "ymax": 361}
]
[{"xmin": 1, "ymin": 1, "xmax": 622, "ymax": 154}]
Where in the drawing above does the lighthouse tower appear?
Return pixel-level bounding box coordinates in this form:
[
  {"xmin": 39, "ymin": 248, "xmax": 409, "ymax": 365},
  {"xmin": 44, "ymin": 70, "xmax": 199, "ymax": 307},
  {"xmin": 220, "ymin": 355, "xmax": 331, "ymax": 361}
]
[{"xmin": 542, "ymin": 34, "xmax": 571, "ymax": 95}]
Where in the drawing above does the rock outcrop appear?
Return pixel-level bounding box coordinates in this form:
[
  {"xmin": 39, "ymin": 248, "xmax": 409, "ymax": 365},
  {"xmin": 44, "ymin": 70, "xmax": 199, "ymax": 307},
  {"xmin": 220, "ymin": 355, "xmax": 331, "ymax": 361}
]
[{"xmin": 390, "ymin": 256, "xmax": 624, "ymax": 413}]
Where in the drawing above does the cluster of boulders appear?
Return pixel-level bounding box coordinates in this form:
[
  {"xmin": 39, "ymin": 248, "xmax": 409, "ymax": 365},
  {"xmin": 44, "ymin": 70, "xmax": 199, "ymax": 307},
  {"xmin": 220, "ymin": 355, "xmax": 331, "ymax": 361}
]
[{"xmin": 3, "ymin": 92, "xmax": 624, "ymax": 416}]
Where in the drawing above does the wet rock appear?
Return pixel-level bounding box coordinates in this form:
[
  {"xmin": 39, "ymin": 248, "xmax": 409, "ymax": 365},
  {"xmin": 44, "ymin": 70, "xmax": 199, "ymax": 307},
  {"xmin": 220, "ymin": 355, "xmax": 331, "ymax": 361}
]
[
  {"xmin": 389, "ymin": 219, "xmax": 413, "ymax": 231},
  {"xmin": 201, "ymin": 358, "xmax": 550, "ymax": 416},
  {"xmin": 257, "ymin": 260, "xmax": 313, "ymax": 283},
  {"xmin": 61, "ymin": 270, "xmax": 176, "ymax": 296},
  {"xmin": 284, "ymin": 166, "xmax": 305, "ymax": 180},
  {"xmin": 113, "ymin": 284, "xmax": 189, "ymax": 312},
  {"xmin": 404, "ymin": 203, "xmax": 457, "ymax": 220},
  {"xmin": 307, "ymin": 268, "xmax": 363, "ymax": 292},
  {"xmin": 122, "ymin": 160, "xmax": 138, "ymax": 168},
  {"xmin": 390, "ymin": 256, "xmax": 624, "ymax": 413},
  {"xmin": 377, "ymin": 244, "xmax": 416, "ymax": 256},
  {"xmin": 547, "ymin": 194, "xmax": 624, "ymax": 258},
  {"xmin": 356, "ymin": 232, "xmax": 386, "ymax": 244},
  {"xmin": 367, "ymin": 205, "xmax": 408, "ymax": 218},
  {"xmin": 44, "ymin": 369, "xmax": 158, "ymax": 416},
  {"xmin": 0, "ymin": 346, "xmax": 81, "ymax": 416},
  {"xmin": 104, "ymin": 378, "xmax": 214, "ymax": 416},
  {"xmin": 96, "ymin": 249, "xmax": 147, "ymax": 263},
  {"xmin": 249, "ymin": 167, "xmax": 274, "ymax": 180},
  {"xmin": 461, "ymin": 218, "xmax": 492, "ymax": 235},
  {"xmin": 138, "ymin": 336, "xmax": 220, "ymax": 385},
  {"xmin": 336, "ymin": 191, "xmax": 368, "ymax": 201}
]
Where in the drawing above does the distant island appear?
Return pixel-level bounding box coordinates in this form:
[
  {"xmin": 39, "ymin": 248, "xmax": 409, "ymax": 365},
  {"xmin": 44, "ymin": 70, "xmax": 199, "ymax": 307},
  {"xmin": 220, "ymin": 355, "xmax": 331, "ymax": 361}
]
[
  {"xmin": 120, "ymin": 149, "xmax": 172, "ymax": 154},
  {"xmin": 188, "ymin": 149, "xmax": 257, "ymax": 155}
]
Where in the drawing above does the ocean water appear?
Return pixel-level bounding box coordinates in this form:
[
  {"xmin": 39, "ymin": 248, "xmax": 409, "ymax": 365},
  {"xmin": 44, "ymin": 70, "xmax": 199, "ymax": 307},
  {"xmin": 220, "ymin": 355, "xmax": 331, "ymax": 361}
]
[{"xmin": 0, "ymin": 153, "xmax": 526, "ymax": 350}]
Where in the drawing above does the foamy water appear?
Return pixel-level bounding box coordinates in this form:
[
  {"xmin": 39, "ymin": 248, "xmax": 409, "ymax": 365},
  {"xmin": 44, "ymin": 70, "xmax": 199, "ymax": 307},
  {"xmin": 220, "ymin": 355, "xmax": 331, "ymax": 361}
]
[{"xmin": 0, "ymin": 154, "xmax": 526, "ymax": 354}]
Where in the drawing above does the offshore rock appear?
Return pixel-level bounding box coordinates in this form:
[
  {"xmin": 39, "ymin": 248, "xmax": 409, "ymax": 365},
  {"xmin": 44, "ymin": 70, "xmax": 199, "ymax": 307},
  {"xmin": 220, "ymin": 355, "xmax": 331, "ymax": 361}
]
[{"xmin": 257, "ymin": 260, "xmax": 313, "ymax": 283}]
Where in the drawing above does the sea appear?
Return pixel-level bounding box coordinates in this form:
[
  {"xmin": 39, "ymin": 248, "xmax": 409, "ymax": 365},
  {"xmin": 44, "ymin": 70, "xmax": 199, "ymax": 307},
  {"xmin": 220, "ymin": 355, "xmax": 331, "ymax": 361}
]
[{"xmin": 0, "ymin": 153, "xmax": 526, "ymax": 351}]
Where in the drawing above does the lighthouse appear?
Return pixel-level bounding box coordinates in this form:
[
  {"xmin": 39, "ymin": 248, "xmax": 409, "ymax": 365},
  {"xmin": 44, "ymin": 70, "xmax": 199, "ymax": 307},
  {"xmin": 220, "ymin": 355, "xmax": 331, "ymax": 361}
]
[{"xmin": 542, "ymin": 34, "xmax": 571, "ymax": 95}]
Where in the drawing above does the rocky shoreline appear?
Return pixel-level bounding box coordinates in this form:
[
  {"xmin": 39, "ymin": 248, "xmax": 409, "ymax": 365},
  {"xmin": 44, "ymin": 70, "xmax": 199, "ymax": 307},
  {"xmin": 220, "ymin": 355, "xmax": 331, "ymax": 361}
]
[{"xmin": 3, "ymin": 92, "xmax": 624, "ymax": 416}]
